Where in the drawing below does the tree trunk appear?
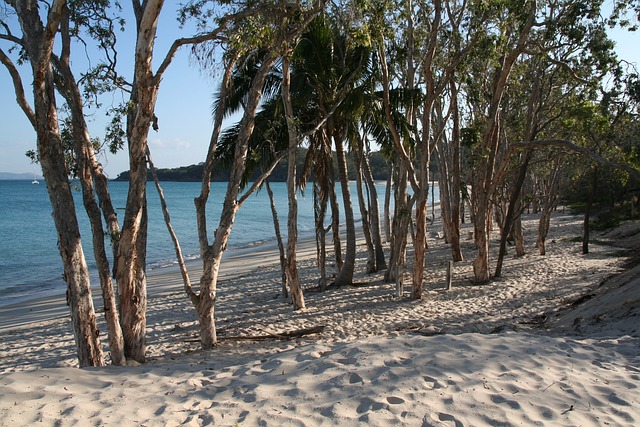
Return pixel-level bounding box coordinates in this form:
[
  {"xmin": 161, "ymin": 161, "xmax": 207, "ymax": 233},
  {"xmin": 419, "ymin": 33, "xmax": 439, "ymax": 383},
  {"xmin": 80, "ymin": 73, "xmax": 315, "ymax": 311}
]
[
  {"xmin": 472, "ymin": 182, "xmax": 492, "ymax": 283},
  {"xmin": 314, "ymin": 180, "xmax": 329, "ymax": 290},
  {"xmin": 329, "ymin": 171, "xmax": 343, "ymax": 273},
  {"xmin": 495, "ymin": 150, "xmax": 532, "ymax": 277},
  {"xmin": 384, "ymin": 166, "xmax": 393, "ymax": 243},
  {"xmin": 470, "ymin": 4, "xmax": 535, "ymax": 282},
  {"xmin": 536, "ymin": 159, "xmax": 562, "ymax": 255},
  {"xmin": 513, "ymin": 206, "xmax": 526, "ymax": 257},
  {"xmin": 333, "ymin": 133, "xmax": 357, "ymax": 287},
  {"xmin": 281, "ymin": 55, "xmax": 305, "ymax": 309},
  {"xmin": 354, "ymin": 134, "xmax": 376, "ymax": 273},
  {"xmin": 361, "ymin": 144, "xmax": 387, "ymax": 270},
  {"xmin": 195, "ymin": 52, "xmax": 281, "ymax": 348},
  {"xmin": 449, "ymin": 79, "xmax": 463, "ymax": 261},
  {"xmin": 385, "ymin": 161, "xmax": 411, "ymax": 292},
  {"xmin": 266, "ymin": 180, "xmax": 288, "ymax": 298},
  {"xmin": 537, "ymin": 208, "xmax": 551, "ymax": 255},
  {"xmin": 411, "ymin": 193, "xmax": 428, "ymax": 299},
  {"xmin": 54, "ymin": 17, "xmax": 126, "ymax": 365},
  {"xmin": 115, "ymin": 0, "xmax": 173, "ymax": 363},
  {"xmin": 15, "ymin": 0, "xmax": 104, "ymax": 368}
]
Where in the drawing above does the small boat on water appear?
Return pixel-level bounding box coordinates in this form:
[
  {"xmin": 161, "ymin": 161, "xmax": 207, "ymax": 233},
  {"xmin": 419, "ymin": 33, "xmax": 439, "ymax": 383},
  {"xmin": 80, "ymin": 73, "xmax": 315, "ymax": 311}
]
[{"xmin": 32, "ymin": 179, "xmax": 39, "ymax": 185}]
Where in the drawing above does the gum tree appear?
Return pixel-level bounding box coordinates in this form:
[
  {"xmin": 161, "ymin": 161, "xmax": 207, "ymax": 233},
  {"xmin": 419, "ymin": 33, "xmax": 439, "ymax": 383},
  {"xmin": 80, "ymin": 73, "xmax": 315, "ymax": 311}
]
[{"xmin": 1, "ymin": 0, "xmax": 104, "ymax": 366}]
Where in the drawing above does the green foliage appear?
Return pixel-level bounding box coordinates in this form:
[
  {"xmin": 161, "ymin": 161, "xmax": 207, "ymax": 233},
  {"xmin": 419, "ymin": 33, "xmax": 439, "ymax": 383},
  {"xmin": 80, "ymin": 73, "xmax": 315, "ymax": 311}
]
[{"xmin": 104, "ymin": 103, "xmax": 128, "ymax": 154}]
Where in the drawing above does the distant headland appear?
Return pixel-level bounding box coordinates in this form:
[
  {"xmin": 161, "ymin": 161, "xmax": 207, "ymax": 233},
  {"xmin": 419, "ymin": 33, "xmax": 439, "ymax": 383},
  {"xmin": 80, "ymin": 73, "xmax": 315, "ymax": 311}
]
[{"xmin": 113, "ymin": 150, "xmax": 391, "ymax": 182}]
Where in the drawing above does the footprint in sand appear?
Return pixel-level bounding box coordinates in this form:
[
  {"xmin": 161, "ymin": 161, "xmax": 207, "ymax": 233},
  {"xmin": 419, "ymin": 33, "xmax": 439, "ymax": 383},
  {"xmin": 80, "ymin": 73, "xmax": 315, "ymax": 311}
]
[
  {"xmin": 349, "ymin": 372, "xmax": 364, "ymax": 384},
  {"xmin": 356, "ymin": 397, "xmax": 385, "ymax": 414},
  {"xmin": 489, "ymin": 394, "xmax": 521, "ymax": 410},
  {"xmin": 383, "ymin": 357, "xmax": 412, "ymax": 367},
  {"xmin": 386, "ymin": 396, "xmax": 405, "ymax": 404},
  {"xmin": 428, "ymin": 412, "xmax": 464, "ymax": 427},
  {"xmin": 423, "ymin": 375, "xmax": 445, "ymax": 390}
]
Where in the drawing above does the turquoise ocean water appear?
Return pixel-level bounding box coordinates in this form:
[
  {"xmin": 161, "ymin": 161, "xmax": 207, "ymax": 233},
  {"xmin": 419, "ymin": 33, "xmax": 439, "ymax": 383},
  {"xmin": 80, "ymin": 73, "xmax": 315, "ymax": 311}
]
[{"xmin": 0, "ymin": 180, "xmax": 437, "ymax": 307}]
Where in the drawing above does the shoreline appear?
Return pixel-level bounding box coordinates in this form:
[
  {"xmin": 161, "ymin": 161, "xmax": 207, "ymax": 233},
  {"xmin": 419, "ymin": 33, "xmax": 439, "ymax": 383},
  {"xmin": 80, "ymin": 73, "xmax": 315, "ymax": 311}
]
[{"xmin": 0, "ymin": 230, "xmax": 321, "ymax": 332}]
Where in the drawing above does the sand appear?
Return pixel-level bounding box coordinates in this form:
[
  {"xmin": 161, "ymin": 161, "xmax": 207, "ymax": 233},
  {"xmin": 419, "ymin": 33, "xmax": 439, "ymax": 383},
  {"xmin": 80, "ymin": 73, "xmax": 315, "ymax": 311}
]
[{"xmin": 1, "ymin": 208, "xmax": 639, "ymax": 426}]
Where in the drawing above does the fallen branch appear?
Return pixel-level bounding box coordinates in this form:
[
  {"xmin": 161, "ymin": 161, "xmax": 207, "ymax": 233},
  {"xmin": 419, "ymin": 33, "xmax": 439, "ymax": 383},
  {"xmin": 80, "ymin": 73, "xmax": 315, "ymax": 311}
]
[{"xmin": 184, "ymin": 326, "xmax": 327, "ymax": 343}]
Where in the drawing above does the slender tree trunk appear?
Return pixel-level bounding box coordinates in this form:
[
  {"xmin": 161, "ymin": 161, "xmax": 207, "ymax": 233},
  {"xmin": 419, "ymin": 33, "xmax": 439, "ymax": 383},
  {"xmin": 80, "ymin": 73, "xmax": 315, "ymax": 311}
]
[
  {"xmin": 385, "ymin": 162, "xmax": 411, "ymax": 293},
  {"xmin": 314, "ymin": 180, "xmax": 329, "ymax": 290},
  {"xmin": 449, "ymin": 79, "xmax": 463, "ymax": 261},
  {"xmin": 361, "ymin": 146, "xmax": 387, "ymax": 270},
  {"xmin": 495, "ymin": 150, "xmax": 532, "ymax": 277},
  {"xmin": 334, "ymin": 133, "xmax": 357, "ymax": 287},
  {"xmin": 266, "ymin": 180, "xmax": 288, "ymax": 298},
  {"xmin": 536, "ymin": 160, "xmax": 561, "ymax": 255},
  {"xmin": 329, "ymin": 172, "xmax": 343, "ymax": 273},
  {"xmin": 354, "ymin": 142, "xmax": 376, "ymax": 273},
  {"xmin": 281, "ymin": 55, "xmax": 305, "ymax": 309},
  {"xmin": 115, "ymin": 0, "xmax": 174, "ymax": 363},
  {"xmin": 514, "ymin": 211, "xmax": 525, "ymax": 257},
  {"xmin": 412, "ymin": 192, "xmax": 428, "ymax": 299},
  {"xmin": 470, "ymin": 4, "xmax": 535, "ymax": 282},
  {"xmin": 384, "ymin": 166, "xmax": 393, "ymax": 243}
]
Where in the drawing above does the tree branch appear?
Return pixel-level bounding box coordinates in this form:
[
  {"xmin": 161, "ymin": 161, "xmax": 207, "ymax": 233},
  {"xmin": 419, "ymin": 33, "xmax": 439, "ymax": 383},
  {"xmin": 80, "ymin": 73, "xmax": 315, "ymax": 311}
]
[
  {"xmin": 513, "ymin": 139, "xmax": 640, "ymax": 181},
  {"xmin": 0, "ymin": 47, "xmax": 36, "ymax": 128},
  {"xmin": 237, "ymin": 150, "xmax": 287, "ymax": 208}
]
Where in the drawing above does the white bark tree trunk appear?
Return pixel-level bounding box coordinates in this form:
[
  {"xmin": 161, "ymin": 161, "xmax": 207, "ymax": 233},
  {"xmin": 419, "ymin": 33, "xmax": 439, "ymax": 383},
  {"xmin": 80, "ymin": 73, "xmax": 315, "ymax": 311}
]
[{"xmin": 13, "ymin": 0, "xmax": 104, "ymax": 367}]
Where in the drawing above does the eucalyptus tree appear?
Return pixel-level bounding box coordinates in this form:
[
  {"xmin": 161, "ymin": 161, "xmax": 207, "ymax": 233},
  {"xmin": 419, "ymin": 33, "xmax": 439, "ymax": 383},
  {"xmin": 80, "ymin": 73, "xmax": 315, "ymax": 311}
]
[
  {"xmin": 365, "ymin": 0, "xmax": 483, "ymax": 297},
  {"xmin": 0, "ymin": 0, "xmax": 104, "ymax": 366},
  {"xmin": 436, "ymin": 78, "xmax": 464, "ymax": 262},
  {"xmin": 52, "ymin": 2, "xmax": 126, "ymax": 365},
  {"xmin": 490, "ymin": 0, "xmax": 622, "ymax": 274},
  {"xmin": 460, "ymin": 0, "xmax": 537, "ymax": 283},
  {"xmin": 188, "ymin": 1, "xmax": 326, "ymax": 348},
  {"xmin": 210, "ymin": 11, "xmax": 368, "ymax": 302}
]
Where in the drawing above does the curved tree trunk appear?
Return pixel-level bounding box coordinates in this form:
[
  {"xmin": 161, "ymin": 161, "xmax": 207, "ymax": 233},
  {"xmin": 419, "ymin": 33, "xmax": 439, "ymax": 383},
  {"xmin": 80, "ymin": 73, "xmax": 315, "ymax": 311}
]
[
  {"xmin": 385, "ymin": 161, "xmax": 411, "ymax": 294},
  {"xmin": 195, "ymin": 52, "xmax": 281, "ymax": 348},
  {"xmin": 514, "ymin": 212, "xmax": 525, "ymax": 257},
  {"xmin": 115, "ymin": 1, "xmax": 175, "ymax": 363},
  {"xmin": 495, "ymin": 150, "xmax": 532, "ymax": 277}
]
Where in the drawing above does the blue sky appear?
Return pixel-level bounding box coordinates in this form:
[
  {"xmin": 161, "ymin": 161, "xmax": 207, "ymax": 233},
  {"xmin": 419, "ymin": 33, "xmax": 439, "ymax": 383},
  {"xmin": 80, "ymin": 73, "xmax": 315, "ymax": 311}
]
[
  {"xmin": 0, "ymin": 4, "xmax": 638, "ymax": 177},
  {"xmin": 0, "ymin": 4, "xmax": 219, "ymax": 178}
]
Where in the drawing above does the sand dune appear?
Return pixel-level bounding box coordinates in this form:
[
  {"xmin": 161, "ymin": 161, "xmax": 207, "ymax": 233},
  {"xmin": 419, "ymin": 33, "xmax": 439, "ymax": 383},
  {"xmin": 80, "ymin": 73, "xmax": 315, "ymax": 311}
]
[{"xmin": 1, "ymin": 209, "xmax": 638, "ymax": 426}]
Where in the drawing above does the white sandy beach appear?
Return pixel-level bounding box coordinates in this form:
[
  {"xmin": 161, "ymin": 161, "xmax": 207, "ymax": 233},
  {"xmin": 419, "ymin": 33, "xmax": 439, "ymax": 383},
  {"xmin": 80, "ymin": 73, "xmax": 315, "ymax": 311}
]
[{"xmin": 1, "ymin": 208, "xmax": 639, "ymax": 426}]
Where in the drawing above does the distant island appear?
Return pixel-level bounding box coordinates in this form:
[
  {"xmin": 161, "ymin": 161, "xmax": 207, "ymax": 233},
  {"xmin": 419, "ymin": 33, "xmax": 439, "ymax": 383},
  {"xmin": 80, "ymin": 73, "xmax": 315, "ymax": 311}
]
[
  {"xmin": 114, "ymin": 150, "xmax": 391, "ymax": 182},
  {"xmin": 0, "ymin": 172, "xmax": 44, "ymax": 180}
]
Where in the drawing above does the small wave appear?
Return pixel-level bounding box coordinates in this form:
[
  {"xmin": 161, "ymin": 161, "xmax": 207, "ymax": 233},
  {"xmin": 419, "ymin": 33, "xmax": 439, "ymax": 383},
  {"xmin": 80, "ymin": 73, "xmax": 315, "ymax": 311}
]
[{"xmin": 146, "ymin": 253, "xmax": 200, "ymax": 271}]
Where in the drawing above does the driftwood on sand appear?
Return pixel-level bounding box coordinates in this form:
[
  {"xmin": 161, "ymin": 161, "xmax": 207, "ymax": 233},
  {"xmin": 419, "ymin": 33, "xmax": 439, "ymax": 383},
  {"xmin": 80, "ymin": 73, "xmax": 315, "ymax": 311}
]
[{"xmin": 185, "ymin": 326, "xmax": 327, "ymax": 343}]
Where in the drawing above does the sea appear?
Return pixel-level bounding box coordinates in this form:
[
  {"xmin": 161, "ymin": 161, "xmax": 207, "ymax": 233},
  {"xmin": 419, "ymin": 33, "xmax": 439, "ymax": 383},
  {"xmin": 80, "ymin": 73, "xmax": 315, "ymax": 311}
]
[{"xmin": 0, "ymin": 180, "xmax": 438, "ymax": 307}]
